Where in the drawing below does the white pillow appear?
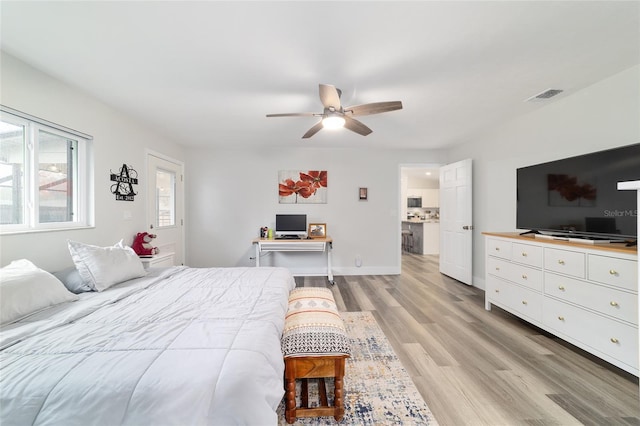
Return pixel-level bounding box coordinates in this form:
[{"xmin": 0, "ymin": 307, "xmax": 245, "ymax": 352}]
[
  {"xmin": 0, "ymin": 259, "xmax": 79, "ymax": 325},
  {"xmin": 68, "ymin": 240, "xmax": 147, "ymax": 292}
]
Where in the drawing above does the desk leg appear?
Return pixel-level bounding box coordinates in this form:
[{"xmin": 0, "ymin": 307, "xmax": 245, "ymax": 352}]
[
  {"xmin": 255, "ymin": 244, "xmax": 260, "ymax": 267},
  {"xmin": 327, "ymin": 242, "xmax": 334, "ymax": 285}
]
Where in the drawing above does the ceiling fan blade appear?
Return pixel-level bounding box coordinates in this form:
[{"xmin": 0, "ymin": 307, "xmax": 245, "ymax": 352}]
[
  {"xmin": 346, "ymin": 101, "xmax": 403, "ymax": 117},
  {"xmin": 302, "ymin": 121, "xmax": 324, "ymax": 139},
  {"xmin": 319, "ymin": 84, "xmax": 342, "ymax": 110},
  {"xmin": 266, "ymin": 112, "xmax": 317, "ymax": 118},
  {"xmin": 343, "ymin": 116, "xmax": 372, "ymax": 136}
]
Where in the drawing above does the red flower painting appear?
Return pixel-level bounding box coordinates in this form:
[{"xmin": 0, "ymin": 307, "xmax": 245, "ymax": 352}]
[
  {"xmin": 278, "ymin": 170, "xmax": 328, "ymax": 204},
  {"xmin": 300, "ymin": 171, "xmax": 328, "ymax": 191}
]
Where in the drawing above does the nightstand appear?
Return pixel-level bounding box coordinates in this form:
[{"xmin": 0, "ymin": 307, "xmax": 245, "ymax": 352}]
[{"xmin": 140, "ymin": 252, "xmax": 175, "ymax": 269}]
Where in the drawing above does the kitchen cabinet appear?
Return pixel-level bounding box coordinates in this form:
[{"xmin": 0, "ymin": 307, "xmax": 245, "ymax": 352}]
[
  {"xmin": 407, "ymin": 188, "xmax": 439, "ymax": 208},
  {"xmin": 401, "ymin": 221, "xmax": 440, "ymax": 255},
  {"xmin": 407, "ymin": 188, "xmax": 422, "ymax": 198},
  {"xmin": 422, "ymin": 189, "xmax": 439, "ymax": 208}
]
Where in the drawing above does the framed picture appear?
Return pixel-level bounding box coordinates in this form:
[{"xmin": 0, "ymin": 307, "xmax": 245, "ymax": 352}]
[
  {"xmin": 278, "ymin": 170, "xmax": 328, "ymax": 204},
  {"xmin": 359, "ymin": 187, "xmax": 368, "ymax": 201},
  {"xmin": 308, "ymin": 223, "xmax": 327, "ymax": 238}
]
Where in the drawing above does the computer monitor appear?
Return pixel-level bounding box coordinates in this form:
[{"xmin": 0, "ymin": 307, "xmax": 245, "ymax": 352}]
[{"xmin": 275, "ymin": 214, "xmax": 307, "ymax": 238}]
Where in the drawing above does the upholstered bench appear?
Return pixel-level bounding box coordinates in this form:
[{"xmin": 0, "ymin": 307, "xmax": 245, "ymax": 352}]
[{"xmin": 281, "ymin": 287, "xmax": 350, "ymax": 423}]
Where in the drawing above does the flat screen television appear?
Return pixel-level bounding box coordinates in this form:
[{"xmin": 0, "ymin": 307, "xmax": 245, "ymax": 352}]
[
  {"xmin": 275, "ymin": 214, "xmax": 307, "ymax": 238},
  {"xmin": 516, "ymin": 143, "xmax": 639, "ymax": 242}
]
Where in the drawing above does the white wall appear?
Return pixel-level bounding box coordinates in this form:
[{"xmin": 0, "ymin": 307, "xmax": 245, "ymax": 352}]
[
  {"xmin": 448, "ymin": 65, "xmax": 640, "ymax": 289},
  {"xmin": 184, "ymin": 146, "xmax": 447, "ymax": 275},
  {"xmin": 0, "ymin": 52, "xmax": 185, "ymax": 271},
  {"xmin": 5, "ymin": 49, "xmax": 635, "ymax": 284}
]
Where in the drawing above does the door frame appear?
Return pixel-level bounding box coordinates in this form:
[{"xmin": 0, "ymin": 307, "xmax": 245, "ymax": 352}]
[
  {"xmin": 398, "ymin": 162, "xmax": 443, "ymax": 269},
  {"xmin": 145, "ymin": 149, "xmax": 185, "ymax": 265}
]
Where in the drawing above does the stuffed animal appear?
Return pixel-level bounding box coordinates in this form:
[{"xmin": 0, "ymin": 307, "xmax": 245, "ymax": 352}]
[{"xmin": 132, "ymin": 232, "xmax": 158, "ymax": 256}]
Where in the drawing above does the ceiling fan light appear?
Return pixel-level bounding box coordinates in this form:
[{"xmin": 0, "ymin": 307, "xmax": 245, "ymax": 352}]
[{"xmin": 322, "ymin": 115, "xmax": 345, "ymax": 130}]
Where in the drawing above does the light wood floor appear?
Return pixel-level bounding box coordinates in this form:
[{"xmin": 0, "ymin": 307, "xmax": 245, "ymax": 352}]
[{"xmin": 295, "ymin": 253, "xmax": 640, "ymax": 425}]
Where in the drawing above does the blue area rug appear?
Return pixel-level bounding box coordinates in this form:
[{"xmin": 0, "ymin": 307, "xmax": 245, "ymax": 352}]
[{"xmin": 278, "ymin": 311, "xmax": 439, "ymax": 425}]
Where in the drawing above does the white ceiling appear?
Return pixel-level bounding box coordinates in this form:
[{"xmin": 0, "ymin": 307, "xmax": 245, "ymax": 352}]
[{"xmin": 1, "ymin": 1, "xmax": 638, "ymax": 150}]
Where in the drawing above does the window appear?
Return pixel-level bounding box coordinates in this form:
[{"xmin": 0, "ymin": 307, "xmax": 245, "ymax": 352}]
[
  {"xmin": 156, "ymin": 169, "xmax": 175, "ymax": 227},
  {"xmin": 0, "ymin": 107, "xmax": 92, "ymax": 233}
]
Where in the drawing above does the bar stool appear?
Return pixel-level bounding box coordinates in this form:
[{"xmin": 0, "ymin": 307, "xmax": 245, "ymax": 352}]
[{"xmin": 401, "ymin": 229, "xmax": 413, "ymax": 253}]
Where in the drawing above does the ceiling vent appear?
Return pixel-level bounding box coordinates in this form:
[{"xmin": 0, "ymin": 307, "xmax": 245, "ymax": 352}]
[{"xmin": 525, "ymin": 88, "xmax": 564, "ymax": 102}]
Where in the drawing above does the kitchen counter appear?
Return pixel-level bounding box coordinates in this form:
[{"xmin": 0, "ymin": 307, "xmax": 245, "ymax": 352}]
[{"xmin": 402, "ymin": 221, "xmax": 439, "ymax": 255}]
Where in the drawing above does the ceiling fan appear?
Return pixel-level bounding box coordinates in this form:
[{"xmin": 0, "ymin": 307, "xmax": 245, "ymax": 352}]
[{"xmin": 266, "ymin": 84, "xmax": 403, "ymax": 138}]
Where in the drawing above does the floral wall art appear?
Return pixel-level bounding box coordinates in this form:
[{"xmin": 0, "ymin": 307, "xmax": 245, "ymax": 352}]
[{"xmin": 278, "ymin": 170, "xmax": 327, "ymax": 204}]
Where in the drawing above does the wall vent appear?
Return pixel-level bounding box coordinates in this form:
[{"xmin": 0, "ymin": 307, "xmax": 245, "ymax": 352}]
[{"xmin": 525, "ymin": 88, "xmax": 564, "ymax": 102}]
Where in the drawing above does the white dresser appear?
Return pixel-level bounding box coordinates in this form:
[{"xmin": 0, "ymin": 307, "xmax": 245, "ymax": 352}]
[{"xmin": 484, "ymin": 232, "xmax": 638, "ymax": 375}]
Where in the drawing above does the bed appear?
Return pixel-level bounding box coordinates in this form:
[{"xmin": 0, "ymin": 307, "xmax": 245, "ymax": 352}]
[{"xmin": 0, "ymin": 259, "xmax": 295, "ymax": 425}]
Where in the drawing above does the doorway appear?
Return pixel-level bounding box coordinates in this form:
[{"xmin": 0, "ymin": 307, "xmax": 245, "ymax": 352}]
[
  {"xmin": 399, "ymin": 160, "xmax": 474, "ymax": 285},
  {"xmin": 400, "ymin": 164, "xmax": 441, "ymax": 266},
  {"xmin": 146, "ymin": 151, "xmax": 185, "ymax": 265}
]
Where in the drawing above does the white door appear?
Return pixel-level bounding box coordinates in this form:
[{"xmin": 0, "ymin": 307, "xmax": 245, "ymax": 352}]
[
  {"xmin": 439, "ymin": 159, "xmax": 473, "ymax": 285},
  {"xmin": 147, "ymin": 153, "xmax": 184, "ymax": 265}
]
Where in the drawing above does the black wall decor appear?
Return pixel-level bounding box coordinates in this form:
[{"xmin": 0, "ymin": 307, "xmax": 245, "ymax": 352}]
[{"xmin": 110, "ymin": 164, "xmax": 138, "ymax": 201}]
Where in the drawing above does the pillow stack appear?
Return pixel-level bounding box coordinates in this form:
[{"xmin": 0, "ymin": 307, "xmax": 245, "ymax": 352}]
[
  {"xmin": 67, "ymin": 240, "xmax": 147, "ymax": 292},
  {"xmin": 0, "ymin": 259, "xmax": 79, "ymax": 325},
  {"xmin": 0, "ymin": 240, "xmax": 148, "ymax": 325}
]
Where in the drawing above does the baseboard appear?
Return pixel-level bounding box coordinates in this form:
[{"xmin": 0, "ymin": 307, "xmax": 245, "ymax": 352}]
[
  {"xmin": 286, "ymin": 266, "xmax": 400, "ymax": 277},
  {"xmin": 472, "ymin": 275, "xmax": 486, "ymax": 291}
]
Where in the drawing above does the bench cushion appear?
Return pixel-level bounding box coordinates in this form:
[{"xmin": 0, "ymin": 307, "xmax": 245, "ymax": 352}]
[{"xmin": 282, "ymin": 287, "xmax": 350, "ymax": 358}]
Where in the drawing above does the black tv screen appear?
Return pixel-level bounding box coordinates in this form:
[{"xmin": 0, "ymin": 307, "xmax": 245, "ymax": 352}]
[{"xmin": 516, "ymin": 143, "xmax": 639, "ymax": 240}]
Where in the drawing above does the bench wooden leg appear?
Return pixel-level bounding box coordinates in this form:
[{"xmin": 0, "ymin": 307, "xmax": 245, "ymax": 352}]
[
  {"xmin": 284, "ymin": 375, "xmax": 296, "ymax": 424},
  {"xmin": 333, "ymin": 358, "xmax": 345, "ymax": 421},
  {"xmin": 284, "ymin": 356, "xmax": 347, "ymax": 423}
]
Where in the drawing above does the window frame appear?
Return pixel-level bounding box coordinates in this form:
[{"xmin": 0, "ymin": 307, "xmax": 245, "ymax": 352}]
[
  {"xmin": 155, "ymin": 167, "xmax": 176, "ymax": 229},
  {"xmin": 0, "ymin": 106, "xmax": 93, "ymax": 234}
]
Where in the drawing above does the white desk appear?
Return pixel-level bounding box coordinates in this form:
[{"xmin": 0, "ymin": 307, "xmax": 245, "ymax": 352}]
[{"xmin": 252, "ymin": 237, "xmax": 334, "ymax": 284}]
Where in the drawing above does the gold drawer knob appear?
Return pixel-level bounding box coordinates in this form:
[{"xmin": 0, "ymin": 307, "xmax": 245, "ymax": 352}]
[
  {"xmin": 558, "ymin": 260, "xmax": 565, "ymax": 265},
  {"xmin": 558, "ymin": 316, "xmax": 565, "ymax": 321},
  {"xmin": 609, "ymin": 269, "xmax": 618, "ymax": 276},
  {"xmin": 495, "ymin": 267, "xmax": 500, "ymax": 271},
  {"xmin": 521, "ymin": 252, "xmax": 528, "ymax": 257},
  {"xmin": 521, "ymin": 274, "xmax": 527, "ymax": 280},
  {"xmin": 495, "ymin": 289, "xmax": 500, "ymax": 293},
  {"xmin": 610, "ymin": 338, "xmax": 619, "ymax": 344},
  {"xmin": 610, "ymin": 301, "xmax": 619, "ymax": 307},
  {"xmin": 558, "ymin": 285, "xmax": 565, "ymax": 291},
  {"xmin": 521, "ymin": 300, "xmax": 528, "ymax": 305},
  {"xmin": 495, "ymin": 247, "xmax": 500, "ymax": 251}
]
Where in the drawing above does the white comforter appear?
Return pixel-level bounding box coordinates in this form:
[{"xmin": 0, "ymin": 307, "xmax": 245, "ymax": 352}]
[{"xmin": 0, "ymin": 266, "xmax": 296, "ymax": 426}]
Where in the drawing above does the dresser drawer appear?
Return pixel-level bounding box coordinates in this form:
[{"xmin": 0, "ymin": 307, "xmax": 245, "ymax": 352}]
[
  {"xmin": 508, "ymin": 263, "xmax": 543, "ymax": 292},
  {"xmin": 487, "ymin": 275, "xmax": 542, "ymax": 323},
  {"xmin": 543, "ymin": 298, "xmax": 638, "ymax": 369},
  {"xmin": 487, "ymin": 257, "xmax": 510, "ymax": 281},
  {"xmin": 487, "ymin": 257, "xmax": 542, "ymax": 292},
  {"xmin": 588, "ymin": 254, "xmax": 638, "ymax": 292},
  {"xmin": 512, "ymin": 243, "xmax": 543, "ymax": 268},
  {"xmin": 544, "ymin": 272, "xmax": 638, "ymax": 325},
  {"xmin": 487, "ymin": 238, "xmax": 512, "ymax": 260},
  {"xmin": 544, "ymin": 248, "xmax": 585, "ymax": 278}
]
